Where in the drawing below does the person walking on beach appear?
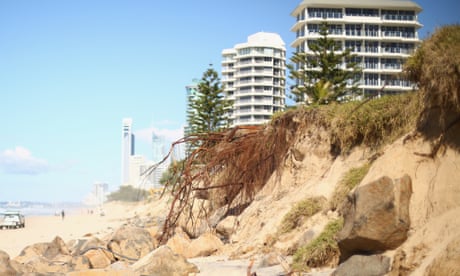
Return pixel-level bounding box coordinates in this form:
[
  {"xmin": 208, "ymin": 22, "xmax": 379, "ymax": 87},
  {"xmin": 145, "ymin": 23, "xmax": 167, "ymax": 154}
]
[{"xmin": 61, "ymin": 210, "xmax": 65, "ymax": 220}]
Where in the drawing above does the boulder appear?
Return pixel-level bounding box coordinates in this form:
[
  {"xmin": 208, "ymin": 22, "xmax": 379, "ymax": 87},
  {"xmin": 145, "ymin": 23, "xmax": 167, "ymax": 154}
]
[
  {"xmin": 332, "ymin": 254, "xmax": 390, "ymax": 276},
  {"xmin": 166, "ymin": 230, "xmax": 192, "ymax": 257},
  {"xmin": 145, "ymin": 225, "xmax": 161, "ymax": 247},
  {"xmin": 108, "ymin": 225, "xmax": 155, "ymax": 261},
  {"xmin": 15, "ymin": 236, "xmax": 69, "ymax": 263},
  {"xmin": 0, "ymin": 250, "xmax": 17, "ymax": 276},
  {"xmin": 67, "ymin": 268, "xmax": 137, "ymax": 276},
  {"xmin": 337, "ymin": 175, "xmax": 412, "ymax": 261},
  {"xmin": 188, "ymin": 232, "xmax": 224, "ymax": 258},
  {"xmin": 68, "ymin": 237, "xmax": 106, "ymax": 256},
  {"xmin": 84, "ymin": 248, "xmax": 112, "ymax": 269},
  {"xmin": 131, "ymin": 245, "xmax": 199, "ymax": 276},
  {"xmin": 13, "ymin": 236, "xmax": 91, "ymax": 274},
  {"xmin": 216, "ymin": 215, "xmax": 238, "ymax": 240}
]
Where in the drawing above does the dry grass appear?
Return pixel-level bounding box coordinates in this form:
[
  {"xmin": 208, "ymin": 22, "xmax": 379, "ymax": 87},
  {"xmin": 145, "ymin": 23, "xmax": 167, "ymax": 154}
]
[
  {"xmin": 405, "ymin": 25, "xmax": 460, "ymax": 119},
  {"xmin": 329, "ymin": 163, "xmax": 371, "ymax": 211},
  {"xmin": 323, "ymin": 92, "xmax": 420, "ymax": 154},
  {"xmin": 278, "ymin": 196, "xmax": 326, "ymax": 235},
  {"xmin": 404, "ymin": 24, "xmax": 460, "ymax": 151},
  {"xmin": 292, "ymin": 218, "xmax": 344, "ymax": 272}
]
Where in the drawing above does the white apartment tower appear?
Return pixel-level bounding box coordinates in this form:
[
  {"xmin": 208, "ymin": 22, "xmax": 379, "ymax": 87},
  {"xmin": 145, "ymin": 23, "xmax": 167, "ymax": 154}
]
[
  {"xmin": 291, "ymin": 0, "xmax": 422, "ymax": 97},
  {"xmin": 222, "ymin": 32, "xmax": 286, "ymax": 127},
  {"xmin": 121, "ymin": 118, "xmax": 134, "ymax": 185}
]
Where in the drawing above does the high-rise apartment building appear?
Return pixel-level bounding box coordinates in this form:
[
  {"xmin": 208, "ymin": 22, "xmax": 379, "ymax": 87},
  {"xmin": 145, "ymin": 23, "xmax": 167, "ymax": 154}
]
[
  {"xmin": 121, "ymin": 118, "xmax": 134, "ymax": 185},
  {"xmin": 151, "ymin": 131, "xmax": 168, "ymax": 188},
  {"xmin": 291, "ymin": 0, "xmax": 422, "ymax": 98},
  {"xmin": 184, "ymin": 80, "xmax": 200, "ymax": 137},
  {"xmin": 222, "ymin": 32, "xmax": 286, "ymax": 127}
]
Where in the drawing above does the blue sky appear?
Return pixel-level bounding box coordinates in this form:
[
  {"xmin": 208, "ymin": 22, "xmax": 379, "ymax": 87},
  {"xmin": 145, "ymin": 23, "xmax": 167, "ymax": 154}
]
[{"xmin": 1, "ymin": 0, "xmax": 458, "ymax": 203}]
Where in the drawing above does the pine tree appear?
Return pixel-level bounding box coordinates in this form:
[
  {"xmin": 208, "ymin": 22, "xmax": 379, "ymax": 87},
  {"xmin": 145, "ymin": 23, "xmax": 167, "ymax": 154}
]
[
  {"xmin": 289, "ymin": 22, "xmax": 362, "ymax": 105},
  {"xmin": 186, "ymin": 66, "xmax": 232, "ymax": 154}
]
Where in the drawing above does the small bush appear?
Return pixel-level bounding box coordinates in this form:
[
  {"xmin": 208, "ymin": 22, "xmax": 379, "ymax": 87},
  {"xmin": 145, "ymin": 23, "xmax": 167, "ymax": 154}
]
[
  {"xmin": 325, "ymin": 92, "xmax": 420, "ymax": 153},
  {"xmin": 278, "ymin": 196, "xmax": 326, "ymax": 235},
  {"xmin": 292, "ymin": 218, "xmax": 344, "ymax": 272},
  {"xmin": 405, "ymin": 24, "xmax": 460, "ymax": 120},
  {"xmin": 107, "ymin": 185, "xmax": 148, "ymax": 202},
  {"xmin": 329, "ymin": 163, "xmax": 371, "ymax": 211}
]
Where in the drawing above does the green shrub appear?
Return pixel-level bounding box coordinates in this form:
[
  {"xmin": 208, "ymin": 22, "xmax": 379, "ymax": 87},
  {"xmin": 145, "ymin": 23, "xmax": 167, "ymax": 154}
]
[
  {"xmin": 107, "ymin": 185, "xmax": 148, "ymax": 202},
  {"xmin": 292, "ymin": 218, "xmax": 344, "ymax": 271},
  {"xmin": 329, "ymin": 163, "xmax": 371, "ymax": 211},
  {"xmin": 278, "ymin": 196, "xmax": 326, "ymax": 235},
  {"xmin": 325, "ymin": 92, "xmax": 420, "ymax": 153}
]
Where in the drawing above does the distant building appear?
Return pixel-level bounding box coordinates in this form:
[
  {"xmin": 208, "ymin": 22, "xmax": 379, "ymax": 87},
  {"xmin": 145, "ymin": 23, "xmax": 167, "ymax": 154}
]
[
  {"xmin": 184, "ymin": 80, "xmax": 201, "ymax": 156},
  {"xmin": 221, "ymin": 32, "xmax": 287, "ymax": 127},
  {"xmin": 93, "ymin": 182, "xmax": 108, "ymax": 205},
  {"xmin": 151, "ymin": 131, "xmax": 169, "ymax": 188},
  {"xmin": 121, "ymin": 118, "xmax": 135, "ymax": 185},
  {"xmin": 290, "ymin": 0, "xmax": 422, "ymax": 98}
]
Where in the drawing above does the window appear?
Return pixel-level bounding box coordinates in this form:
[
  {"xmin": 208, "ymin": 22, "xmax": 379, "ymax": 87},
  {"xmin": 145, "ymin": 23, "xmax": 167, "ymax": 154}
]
[
  {"xmin": 307, "ymin": 24, "xmax": 319, "ymax": 34},
  {"xmin": 307, "ymin": 8, "xmax": 342, "ymax": 19},
  {"xmin": 381, "ymin": 58, "xmax": 401, "ymax": 69},
  {"xmin": 365, "ymin": 57, "xmax": 379, "ymax": 69},
  {"xmin": 364, "ymin": 73, "xmax": 379, "ymax": 86},
  {"xmin": 239, "ymin": 48, "xmax": 251, "ymax": 55},
  {"xmin": 345, "ymin": 8, "xmax": 378, "ymax": 17},
  {"xmin": 382, "ymin": 26, "xmax": 401, "ymax": 37},
  {"xmin": 381, "ymin": 74, "xmax": 400, "ymax": 86},
  {"xmin": 382, "ymin": 10, "xmax": 415, "ymax": 21},
  {"xmin": 345, "ymin": 24, "xmax": 362, "ymax": 36},
  {"xmin": 345, "ymin": 40, "xmax": 362, "ymax": 52},
  {"xmin": 365, "ymin": 41, "xmax": 379, "ymax": 53},
  {"xmin": 328, "ymin": 24, "xmax": 343, "ymax": 35},
  {"xmin": 365, "ymin": 25, "xmax": 379, "ymax": 37}
]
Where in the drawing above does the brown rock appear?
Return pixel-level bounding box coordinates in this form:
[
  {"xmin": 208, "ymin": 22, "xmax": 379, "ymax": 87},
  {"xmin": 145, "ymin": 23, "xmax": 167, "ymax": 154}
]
[
  {"xmin": 166, "ymin": 230, "xmax": 192, "ymax": 257},
  {"xmin": 332, "ymin": 254, "xmax": 390, "ymax": 276},
  {"xmin": 15, "ymin": 236, "xmax": 69, "ymax": 264},
  {"xmin": 67, "ymin": 268, "xmax": 137, "ymax": 276},
  {"xmin": 84, "ymin": 248, "xmax": 112, "ymax": 269},
  {"xmin": 216, "ymin": 215, "xmax": 238, "ymax": 240},
  {"xmin": 131, "ymin": 245, "xmax": 199, "ymax": 276},
  {"xmin": 108, "ymin": 225, "xmax": 155, "ymax": 261},
  {"xmin": 188, "ymin": 232, "xmax": 224, "ymax": 258},
  {"xmin": 0, "ymin": 250, "xmax": 17, "ymax": 276},
  {"xmin": 337, "ymin": 175, "xmax": 412, "ymax": 262}
]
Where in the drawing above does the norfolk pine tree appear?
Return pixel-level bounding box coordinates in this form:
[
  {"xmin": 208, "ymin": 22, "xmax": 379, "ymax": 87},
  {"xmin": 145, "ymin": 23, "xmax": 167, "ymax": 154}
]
[
  {"xmin": 186, "ymin": 66, "xmax": 232, "ymax": 154},
  {"xmin": 288, "ymin": 22, "xmax": 362, "ymax": 105}
]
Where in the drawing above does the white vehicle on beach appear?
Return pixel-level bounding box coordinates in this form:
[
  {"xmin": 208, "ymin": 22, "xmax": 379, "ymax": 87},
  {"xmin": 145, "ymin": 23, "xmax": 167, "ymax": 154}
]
[{"xmin": 0, "ymin": 211, "xmax": 25, "ymax": 229}]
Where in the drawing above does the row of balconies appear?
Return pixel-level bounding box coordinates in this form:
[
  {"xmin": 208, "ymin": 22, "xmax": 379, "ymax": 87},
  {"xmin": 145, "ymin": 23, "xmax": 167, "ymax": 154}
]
[
  {"xmin": 296, "ymin": 30, "xmax": 419, "ymax": 41},
  {"xmin": 233, "ymin": 99, "xmax": 284, "ymax": 107},
  {"xmin": 298, "ymin": 46, "xmax": 415, "ymax": 57},
  {"xmin": 230, "ymin": 116, "xmax": 272, "ymax": 126},
  {"xmin": 224, "ymin": 87, "xmax": 284, "ymax": 95},
  {"xmin": 235, "ymin": 69, "xmax": 285, "ymax": 77},
  {"xmin": 293, "ymin": 15, "xmax": 421, "ymax": 31},
  {"xmin": 235, "ymin": 80, "xmax": 285, "ymax": 88}
]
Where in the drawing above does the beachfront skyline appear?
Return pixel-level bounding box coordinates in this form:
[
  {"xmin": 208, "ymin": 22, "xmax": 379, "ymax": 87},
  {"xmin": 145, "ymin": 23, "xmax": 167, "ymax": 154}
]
[{"xmin": 1, "ymin": 0, "xmax": 458, "ymax": 202}]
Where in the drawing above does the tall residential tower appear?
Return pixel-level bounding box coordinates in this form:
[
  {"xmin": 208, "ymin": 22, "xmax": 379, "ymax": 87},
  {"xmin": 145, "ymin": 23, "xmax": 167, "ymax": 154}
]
[
  {"xmin": 222, "ymin": 32, "xmax": 286, "ymax": 127},
  {"xmin": 121, "ymin": 118, "xmax": 134, "ymax": 185},
  {"xmin": 291, "ymin": 0, "xmax": 422, "ymax": 97}
]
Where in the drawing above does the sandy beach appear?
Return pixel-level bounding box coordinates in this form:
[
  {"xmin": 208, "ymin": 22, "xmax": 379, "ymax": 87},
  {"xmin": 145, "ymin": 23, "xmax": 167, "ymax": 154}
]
[{"xmin": 0, "ymin": 202, "xmax": 144, "ymax": 258}]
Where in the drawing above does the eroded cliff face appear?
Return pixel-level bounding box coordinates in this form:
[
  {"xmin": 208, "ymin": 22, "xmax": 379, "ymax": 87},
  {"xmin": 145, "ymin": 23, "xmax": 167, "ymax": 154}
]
[{"xmin": 220, "ymin": 122, "xmax": 460, "ymax": 275}]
